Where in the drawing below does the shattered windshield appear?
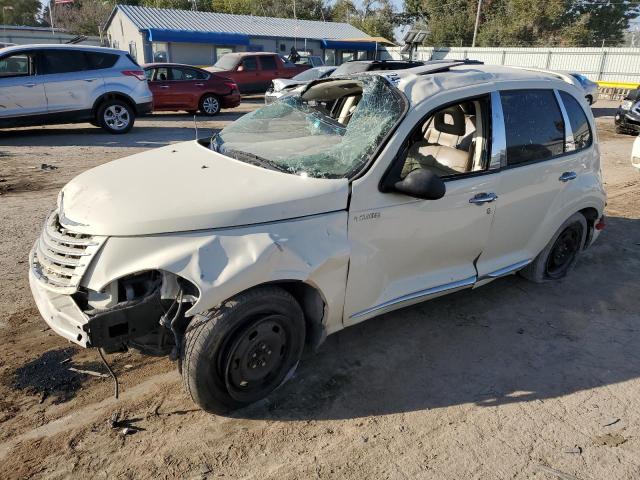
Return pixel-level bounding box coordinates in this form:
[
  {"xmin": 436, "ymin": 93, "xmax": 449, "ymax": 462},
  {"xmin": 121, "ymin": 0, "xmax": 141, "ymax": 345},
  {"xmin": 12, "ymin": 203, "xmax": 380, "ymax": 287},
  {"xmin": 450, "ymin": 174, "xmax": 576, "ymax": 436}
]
[{"xmin": 209, "ymin": 76, "xmax": 406, "ymax": 179}]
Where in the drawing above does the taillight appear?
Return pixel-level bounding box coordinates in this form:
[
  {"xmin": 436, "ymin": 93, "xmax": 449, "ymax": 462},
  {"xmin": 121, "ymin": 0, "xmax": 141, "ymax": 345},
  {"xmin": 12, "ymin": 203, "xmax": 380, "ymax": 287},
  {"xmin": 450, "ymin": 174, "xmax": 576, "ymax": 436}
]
[
  {"xmin": 223, "ymin": 80, "xmax": 237, "ymax": 90},
  {"xmin": 595, "ymin": 216, "xmax": 606, "ymax": 231},
  {"xmin": 121, "ymin": 70, "xmax": 146, "ymax": 81}
]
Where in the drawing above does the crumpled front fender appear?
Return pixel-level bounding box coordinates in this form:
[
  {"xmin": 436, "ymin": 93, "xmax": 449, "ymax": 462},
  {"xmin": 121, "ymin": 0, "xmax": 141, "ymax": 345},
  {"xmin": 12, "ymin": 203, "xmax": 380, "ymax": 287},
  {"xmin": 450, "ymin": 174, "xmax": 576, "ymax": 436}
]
[{"xmin": 81, "ymin": 212, "xmax": 350, "ymax": 334}]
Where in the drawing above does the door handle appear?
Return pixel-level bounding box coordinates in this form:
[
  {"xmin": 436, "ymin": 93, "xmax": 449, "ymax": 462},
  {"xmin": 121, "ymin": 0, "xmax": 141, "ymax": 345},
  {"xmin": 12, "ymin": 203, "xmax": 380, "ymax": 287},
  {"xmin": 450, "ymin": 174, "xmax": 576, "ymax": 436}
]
[
  {"xmin": 559, "ymin": 171, "xmax": 577, "ymax": 182},
  {"xmin": 83, "ymin": 78, "xmax": 98, "ymax": 82},
  {"xmin": 469, "ymin": 192, "xmax": 498, "ymax": 205},
  {"xmin": 195, "ymin": 83, "xmax": 204, "ymax": 86},
  {"xmin": 24, "ymin": 82, "xmax": 36, "ymax": 87},
  {"xmin": 160, "ymin": 85, "xmax": 170, "ymax": 89}
]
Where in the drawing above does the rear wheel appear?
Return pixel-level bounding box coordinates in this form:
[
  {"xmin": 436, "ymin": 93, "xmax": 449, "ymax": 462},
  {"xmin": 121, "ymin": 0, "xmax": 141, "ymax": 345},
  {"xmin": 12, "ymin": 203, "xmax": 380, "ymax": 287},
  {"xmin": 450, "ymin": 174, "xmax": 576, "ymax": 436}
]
[
  {"xmin": 97, "ymin": 99, "xmax": 135, "ymax": 134},
  {"xmin": 181, "ymin": 286, "xmax": 305, "ymax": 414},
  {"xmin": 199, "ymin": 94, "xmax": 221, "ymax": 116},
  {"xmin": 519, "ymin": 213, "xmax": 587, "ymax": 283}
]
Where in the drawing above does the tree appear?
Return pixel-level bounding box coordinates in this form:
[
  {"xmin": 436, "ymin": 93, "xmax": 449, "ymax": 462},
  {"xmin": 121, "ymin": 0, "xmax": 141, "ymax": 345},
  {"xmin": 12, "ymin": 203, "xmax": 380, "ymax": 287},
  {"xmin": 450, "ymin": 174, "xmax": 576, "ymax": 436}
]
[
  {"xmin": 0, "ymin": 0, "xmax": 42, "ymax": 26},
  {"xmin": 209, "ymin": 0, "xmax": 328, "ymax": 19},
  {"xmin": 331, "ymin": 0, "xmax": 397, "ymax": 40},
  {"xmin": 403, "ymin": 0, "xmax": 640, "ymax": 47}
]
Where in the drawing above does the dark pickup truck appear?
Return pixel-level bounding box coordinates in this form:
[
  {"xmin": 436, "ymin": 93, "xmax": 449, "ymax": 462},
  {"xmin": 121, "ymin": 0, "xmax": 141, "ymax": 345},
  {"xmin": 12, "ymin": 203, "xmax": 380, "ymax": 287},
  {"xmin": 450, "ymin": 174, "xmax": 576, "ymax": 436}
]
[{"xmin": 206, "ymin": 52, "xmax": 309, "ymax": 93}]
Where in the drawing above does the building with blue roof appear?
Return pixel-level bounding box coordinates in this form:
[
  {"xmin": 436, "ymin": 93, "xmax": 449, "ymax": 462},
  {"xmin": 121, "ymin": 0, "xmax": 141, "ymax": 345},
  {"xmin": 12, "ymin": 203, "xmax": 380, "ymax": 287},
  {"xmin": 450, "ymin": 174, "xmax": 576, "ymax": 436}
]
[{"xmin": 103, "ymin": 5, "xmax": 387, "ymax": 67}]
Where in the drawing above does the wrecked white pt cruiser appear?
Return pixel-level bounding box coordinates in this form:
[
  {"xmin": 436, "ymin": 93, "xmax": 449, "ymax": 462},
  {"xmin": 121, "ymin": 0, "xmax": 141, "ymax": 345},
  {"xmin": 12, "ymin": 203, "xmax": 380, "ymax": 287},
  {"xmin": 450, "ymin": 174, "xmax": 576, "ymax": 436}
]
[{"xmin": 30, "ymin": 61, "xmax": 606, "ymax": 413}]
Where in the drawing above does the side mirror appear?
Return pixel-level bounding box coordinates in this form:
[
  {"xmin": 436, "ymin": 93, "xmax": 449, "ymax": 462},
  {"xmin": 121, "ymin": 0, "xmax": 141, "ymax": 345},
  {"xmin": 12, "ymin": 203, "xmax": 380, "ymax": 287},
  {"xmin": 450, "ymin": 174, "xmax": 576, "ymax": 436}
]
[
  {"xmin": 394, "ymin": 169, "xmax": 446, "ymax": 200},
  {"xmin": 236, "ymin": 65, "xmax": 244, "ymax": 72}
]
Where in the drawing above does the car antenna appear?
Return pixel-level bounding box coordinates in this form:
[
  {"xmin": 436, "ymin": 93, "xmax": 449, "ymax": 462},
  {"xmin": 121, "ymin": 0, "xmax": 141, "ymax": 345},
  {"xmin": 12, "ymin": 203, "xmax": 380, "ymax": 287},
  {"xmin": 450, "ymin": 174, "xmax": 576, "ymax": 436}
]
[{"xmin": 193, "ymin": 114, "xmax": 199, "ymax": 140}]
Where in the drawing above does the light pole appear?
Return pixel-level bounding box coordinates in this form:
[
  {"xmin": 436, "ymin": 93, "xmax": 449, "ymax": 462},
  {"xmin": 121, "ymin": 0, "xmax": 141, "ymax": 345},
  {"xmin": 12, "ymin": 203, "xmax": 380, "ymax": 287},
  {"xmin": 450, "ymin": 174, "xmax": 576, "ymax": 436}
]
[
  {"xmin": 472, "ymin": 0, "xmax": 482, "ymax": 48},
  {"xmin": 2, "ymin": 6, "xmax": 14, "ymax": 37}
]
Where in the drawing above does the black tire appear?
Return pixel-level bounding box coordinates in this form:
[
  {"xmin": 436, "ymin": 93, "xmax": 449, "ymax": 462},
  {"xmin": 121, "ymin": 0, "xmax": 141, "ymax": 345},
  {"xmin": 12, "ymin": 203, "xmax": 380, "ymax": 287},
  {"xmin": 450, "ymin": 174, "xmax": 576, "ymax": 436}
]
[
  {"xmin": 519, "ymin": 213, "xmax": 587, "ymax": 283},
  {"xmin": 199, "ymin": 94, "xmax": 221, "ymax": 116},
  {"xmin": 97, "ymin": 99, "xmax": 135, "ymax": 134},
  {"xmin": 181, "ymin": 286, "xmax": 305, "ymax": 414}
]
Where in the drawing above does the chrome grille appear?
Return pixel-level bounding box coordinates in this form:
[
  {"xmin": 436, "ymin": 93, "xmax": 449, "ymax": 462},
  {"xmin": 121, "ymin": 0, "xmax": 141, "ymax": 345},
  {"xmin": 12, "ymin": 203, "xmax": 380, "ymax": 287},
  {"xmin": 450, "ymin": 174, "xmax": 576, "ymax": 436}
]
[{"xmin": 30, "ymin": 211, "xmax": 106, "ymax": 293}]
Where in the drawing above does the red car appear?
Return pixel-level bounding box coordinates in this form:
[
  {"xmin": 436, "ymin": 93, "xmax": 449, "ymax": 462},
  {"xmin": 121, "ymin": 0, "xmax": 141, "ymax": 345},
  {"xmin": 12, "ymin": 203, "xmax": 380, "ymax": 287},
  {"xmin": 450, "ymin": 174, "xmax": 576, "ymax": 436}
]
[
  {"xmin": 144, "ymin": 63, "xmax": 241, "ymax": 115},
  {"xmin": 206, "ymin": 52, "xmax": 310, "ymax": 93}
]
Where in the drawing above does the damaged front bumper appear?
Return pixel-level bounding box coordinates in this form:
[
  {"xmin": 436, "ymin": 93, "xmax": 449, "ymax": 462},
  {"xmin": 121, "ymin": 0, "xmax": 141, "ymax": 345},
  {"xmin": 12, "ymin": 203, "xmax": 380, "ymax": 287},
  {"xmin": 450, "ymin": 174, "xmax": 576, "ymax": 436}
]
[
  {"xmin": 29, "ymin": 267, "xmax": 167, "ymax": 349},
  {"xmin": 29, "ymin": 268, "xmax": 91, "ymax": 347},
  {"xmin": 615, "ymin": 109, "xmax": 640, "ymax": 133}
]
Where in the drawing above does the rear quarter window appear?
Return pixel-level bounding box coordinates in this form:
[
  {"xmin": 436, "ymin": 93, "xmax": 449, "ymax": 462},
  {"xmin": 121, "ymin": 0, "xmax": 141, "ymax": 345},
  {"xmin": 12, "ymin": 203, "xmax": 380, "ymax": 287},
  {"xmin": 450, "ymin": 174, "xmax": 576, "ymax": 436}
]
[
  {"xmin": 559, "ymin": 91, "xmax": 593, "ymax": 151},
  {"xmin": 86, "ymin": 52, "xmax": 119, "ymax": 70},
  {"xmin": 501, "ymin": 89, "xmax": 565, "ymax": 165}
]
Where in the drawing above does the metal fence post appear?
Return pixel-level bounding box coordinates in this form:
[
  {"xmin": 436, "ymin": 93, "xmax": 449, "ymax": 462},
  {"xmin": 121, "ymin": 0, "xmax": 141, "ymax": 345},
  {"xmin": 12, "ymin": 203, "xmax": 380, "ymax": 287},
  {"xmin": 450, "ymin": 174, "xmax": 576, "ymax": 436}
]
[
  {"xmin": 545, "ymin": 50, "xmax": 552, "ymax": 69},
  {"xmin": 501, "ymin": 49, "xmax": 506, "ymax": 65},
  {"xmin": 597, "ymin": 50, "xmax": 608, "ymax": 81}
]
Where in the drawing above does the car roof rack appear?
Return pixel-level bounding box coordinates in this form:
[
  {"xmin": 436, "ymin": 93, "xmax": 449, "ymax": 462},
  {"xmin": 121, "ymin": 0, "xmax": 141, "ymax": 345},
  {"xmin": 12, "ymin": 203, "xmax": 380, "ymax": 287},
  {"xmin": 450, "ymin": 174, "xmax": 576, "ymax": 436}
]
[{"xmin": 413, "ymin": 59, "xmax": 484, "ymax": 76}]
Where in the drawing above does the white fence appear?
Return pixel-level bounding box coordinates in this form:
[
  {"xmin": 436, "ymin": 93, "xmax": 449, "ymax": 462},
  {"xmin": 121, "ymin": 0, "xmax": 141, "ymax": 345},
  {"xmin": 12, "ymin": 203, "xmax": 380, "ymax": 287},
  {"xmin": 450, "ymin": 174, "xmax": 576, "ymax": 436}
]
[{"xmin": 384, "ymin": 46, "xmax": 640, "ymax": 84}]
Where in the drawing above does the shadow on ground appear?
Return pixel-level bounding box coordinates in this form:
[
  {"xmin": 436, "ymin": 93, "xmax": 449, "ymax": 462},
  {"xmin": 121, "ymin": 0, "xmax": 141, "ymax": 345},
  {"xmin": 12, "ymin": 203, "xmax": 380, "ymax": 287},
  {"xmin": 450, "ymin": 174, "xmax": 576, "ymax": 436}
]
[
  {"xmin": 231, "ymin": 216, "xmax": 640, "ymax": 421},
  {"xmin": 10, "ymin": 346, "xmax": 108, "ymax": 404},
  {"xmin": 0, "ymin": 111, "xmax": 246, "ymax": 148},
  {"xmin": 591, "ymin": 105, "xmax": 619, "ymax": 118}
]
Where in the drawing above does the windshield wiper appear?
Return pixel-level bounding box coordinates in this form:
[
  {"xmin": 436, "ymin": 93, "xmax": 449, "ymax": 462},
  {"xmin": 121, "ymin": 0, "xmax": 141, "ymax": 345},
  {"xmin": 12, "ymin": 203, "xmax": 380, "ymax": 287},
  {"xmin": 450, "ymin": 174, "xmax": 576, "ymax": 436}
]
[{"xmin": 222, "ymin": 148, "xmax": 292, "ymax": 174}]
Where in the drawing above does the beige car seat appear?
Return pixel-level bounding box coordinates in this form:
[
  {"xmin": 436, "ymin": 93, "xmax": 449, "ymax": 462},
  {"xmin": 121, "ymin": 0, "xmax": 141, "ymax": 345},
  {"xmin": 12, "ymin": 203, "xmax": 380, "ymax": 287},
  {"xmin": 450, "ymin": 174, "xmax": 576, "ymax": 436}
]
[{"xmin": 402, "ymin": 105, "xmax": 476, "ymax": 178}]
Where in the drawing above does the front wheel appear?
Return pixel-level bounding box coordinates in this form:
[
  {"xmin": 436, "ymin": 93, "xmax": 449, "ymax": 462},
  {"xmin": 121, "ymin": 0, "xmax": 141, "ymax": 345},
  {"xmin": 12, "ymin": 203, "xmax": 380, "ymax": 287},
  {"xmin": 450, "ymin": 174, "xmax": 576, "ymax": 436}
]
[
  {"xmin": 519, "ymin": 213, "xmax": 587, "ymax": 283},
  {"xmin": 199, "ymin": 94, "xmax": 221, "ymax": 116},
  {"xmin": 181, "ymin": 286, "xmax": 305, "ymax": 414},
  {"xmin": 97, "ymin": 99, "xmax": 135, "ymax": 134}
]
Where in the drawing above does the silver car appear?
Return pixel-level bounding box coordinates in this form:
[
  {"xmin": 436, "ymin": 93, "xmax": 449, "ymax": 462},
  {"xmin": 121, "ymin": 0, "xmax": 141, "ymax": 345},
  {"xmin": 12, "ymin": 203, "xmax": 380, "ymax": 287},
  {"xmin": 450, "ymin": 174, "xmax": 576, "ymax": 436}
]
[
  {"xmin": 0, "ymin": 44, "xmax": 153, "ymax": 133},
  {"xmin": 569, "ymin": 72, "xmax": 599, "ymax": 105}
]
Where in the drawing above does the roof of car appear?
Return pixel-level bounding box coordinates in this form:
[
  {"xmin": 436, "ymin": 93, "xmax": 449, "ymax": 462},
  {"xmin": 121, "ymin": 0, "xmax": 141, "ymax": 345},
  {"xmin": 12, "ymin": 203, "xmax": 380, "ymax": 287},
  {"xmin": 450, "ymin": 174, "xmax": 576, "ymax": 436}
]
[
  {"xmin": 0, "ymin": 43, "xmax": 125, "ymax": 56},
  {"xmin": 143, "ymin": 62, "xmax": 207, "ymax": 70},
  {"xmin": 368, "ymin": 62, "xmax": 586, "ymax": 105},
  {"xmin": 221, "ymin": 52, "xmax": 281, "ymax": 58}
]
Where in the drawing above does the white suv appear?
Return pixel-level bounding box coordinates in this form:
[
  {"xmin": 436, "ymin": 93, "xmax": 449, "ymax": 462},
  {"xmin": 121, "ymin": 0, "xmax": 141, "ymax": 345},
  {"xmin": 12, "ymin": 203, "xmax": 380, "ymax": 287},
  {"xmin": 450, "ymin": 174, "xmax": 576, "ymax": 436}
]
[
  {"xmin": 29, "ymin": 62, "xmax": 606, "ymax": 413},
  {"xmin": 0, "ymin": 44, "xmax": 153, "ymax": 133}
]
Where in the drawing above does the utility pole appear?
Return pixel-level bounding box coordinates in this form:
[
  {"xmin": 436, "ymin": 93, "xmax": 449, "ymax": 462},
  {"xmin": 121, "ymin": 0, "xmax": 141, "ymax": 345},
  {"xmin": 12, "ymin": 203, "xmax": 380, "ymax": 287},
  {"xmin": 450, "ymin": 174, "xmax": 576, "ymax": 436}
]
[
  {"xmin": 472, "ymin": 0, "xmax": 482, "ymax": 48},
  {"xmin": 49, "ymin": 0, "xmax": 55, "ymax": 35}
]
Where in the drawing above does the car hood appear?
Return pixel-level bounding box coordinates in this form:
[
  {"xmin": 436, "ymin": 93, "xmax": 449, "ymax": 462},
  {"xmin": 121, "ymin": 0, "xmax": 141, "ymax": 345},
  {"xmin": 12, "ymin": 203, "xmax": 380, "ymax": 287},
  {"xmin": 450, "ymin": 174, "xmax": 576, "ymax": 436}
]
[
  {"xmin": 58, "ymin": 141, "xmax": 349, "ymax": 236},
  {"xmin": 271, "ymin": 78, "xmax": 304, "ymax": 92}
]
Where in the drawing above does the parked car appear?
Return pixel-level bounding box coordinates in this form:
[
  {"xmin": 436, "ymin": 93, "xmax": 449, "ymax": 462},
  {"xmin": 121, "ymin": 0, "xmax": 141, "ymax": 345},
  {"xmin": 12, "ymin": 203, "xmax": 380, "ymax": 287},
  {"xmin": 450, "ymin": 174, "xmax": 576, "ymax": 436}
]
[
  {"xmin": 615, "ymin": 88, "xmax": 640, "ymax": 134},
  {"xmin": 29, "ymin": 62, "xmax": 606, "ymax": 414},
  {"xmin": 0, "ymin": 44, "xmax": 152, "ymax": 133},
  {"xmin": 265, "ymin": 65, "xmax": 336, "ymax": 103},
  {"xmin": 569, "ymin": 72, "xmax": 599, "ymax": 105},
  {"xmin": 144, "ymin": 63, "xmax": 240, "ymax": 115},
  {"xmin": 206, "ymin": 52, "xmax": 309, "ymax": 93},
  {"xmin": 632, "ymin": 136, "xmax": 640, "ymax": 171}
]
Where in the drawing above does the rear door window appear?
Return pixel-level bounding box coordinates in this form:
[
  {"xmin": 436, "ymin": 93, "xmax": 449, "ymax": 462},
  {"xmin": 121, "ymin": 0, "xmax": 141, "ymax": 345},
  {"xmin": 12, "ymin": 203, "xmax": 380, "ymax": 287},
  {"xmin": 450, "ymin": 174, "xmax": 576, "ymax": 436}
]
[
  {"xmin": 41, "ymin": 50, "xmax": 89, "ymax": 74},
  {"xmin": 559, "ymin": 91, "xmax": 593, "ymax": 151},
  {"xmin": 500, "ymin": 90, "xmax": 565, "ymax": 165},
  {"xmin": 241, "ymin": 57, "xmax": 258, "ymax": 71},
  {"xmin": 260, "ymin": 55, "xmax": 277, "ymax": 71},
  {"xmin": 171, "ymin": 68, "xmax": 208, "ymax": 81}
]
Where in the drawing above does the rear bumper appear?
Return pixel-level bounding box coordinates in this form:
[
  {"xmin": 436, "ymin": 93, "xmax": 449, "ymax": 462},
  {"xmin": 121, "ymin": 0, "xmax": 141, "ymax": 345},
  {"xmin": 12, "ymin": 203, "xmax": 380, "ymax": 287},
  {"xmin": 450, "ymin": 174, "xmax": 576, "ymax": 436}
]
[
  {"xmin": 136, "ymin": 101, "xmax": 154, "ymax": 115},
  {"xmin": 221, "ymin": 91, "xmax": 241, "ymax": 108}
]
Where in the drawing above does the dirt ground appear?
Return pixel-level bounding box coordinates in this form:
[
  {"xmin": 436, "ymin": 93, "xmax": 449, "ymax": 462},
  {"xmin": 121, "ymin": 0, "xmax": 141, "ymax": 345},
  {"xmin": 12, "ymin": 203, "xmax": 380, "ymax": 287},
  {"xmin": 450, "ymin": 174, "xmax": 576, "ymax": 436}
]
[{"xmin": 0, "ymin": 99, "xmax": 639, "ymax": 480}]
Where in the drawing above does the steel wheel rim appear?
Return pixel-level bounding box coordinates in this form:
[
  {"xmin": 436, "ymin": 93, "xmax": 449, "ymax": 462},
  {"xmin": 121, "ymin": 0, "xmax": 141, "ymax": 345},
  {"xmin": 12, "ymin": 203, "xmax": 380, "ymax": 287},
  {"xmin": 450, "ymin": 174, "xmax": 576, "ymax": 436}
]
[
  {"xmin": 103, "ymin": 105, "xmax": 130, "ymax": 130},
  {"xmin": 203, "ymin": 96, "xmax": 219, "ymax": 114},
  {"xmin": 546, "ymin": 224, "xmax": 581, "ymax": 277},
  {"xmin": 222, "ymin": 315, "xmax": 290, "ymax": 402}
]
